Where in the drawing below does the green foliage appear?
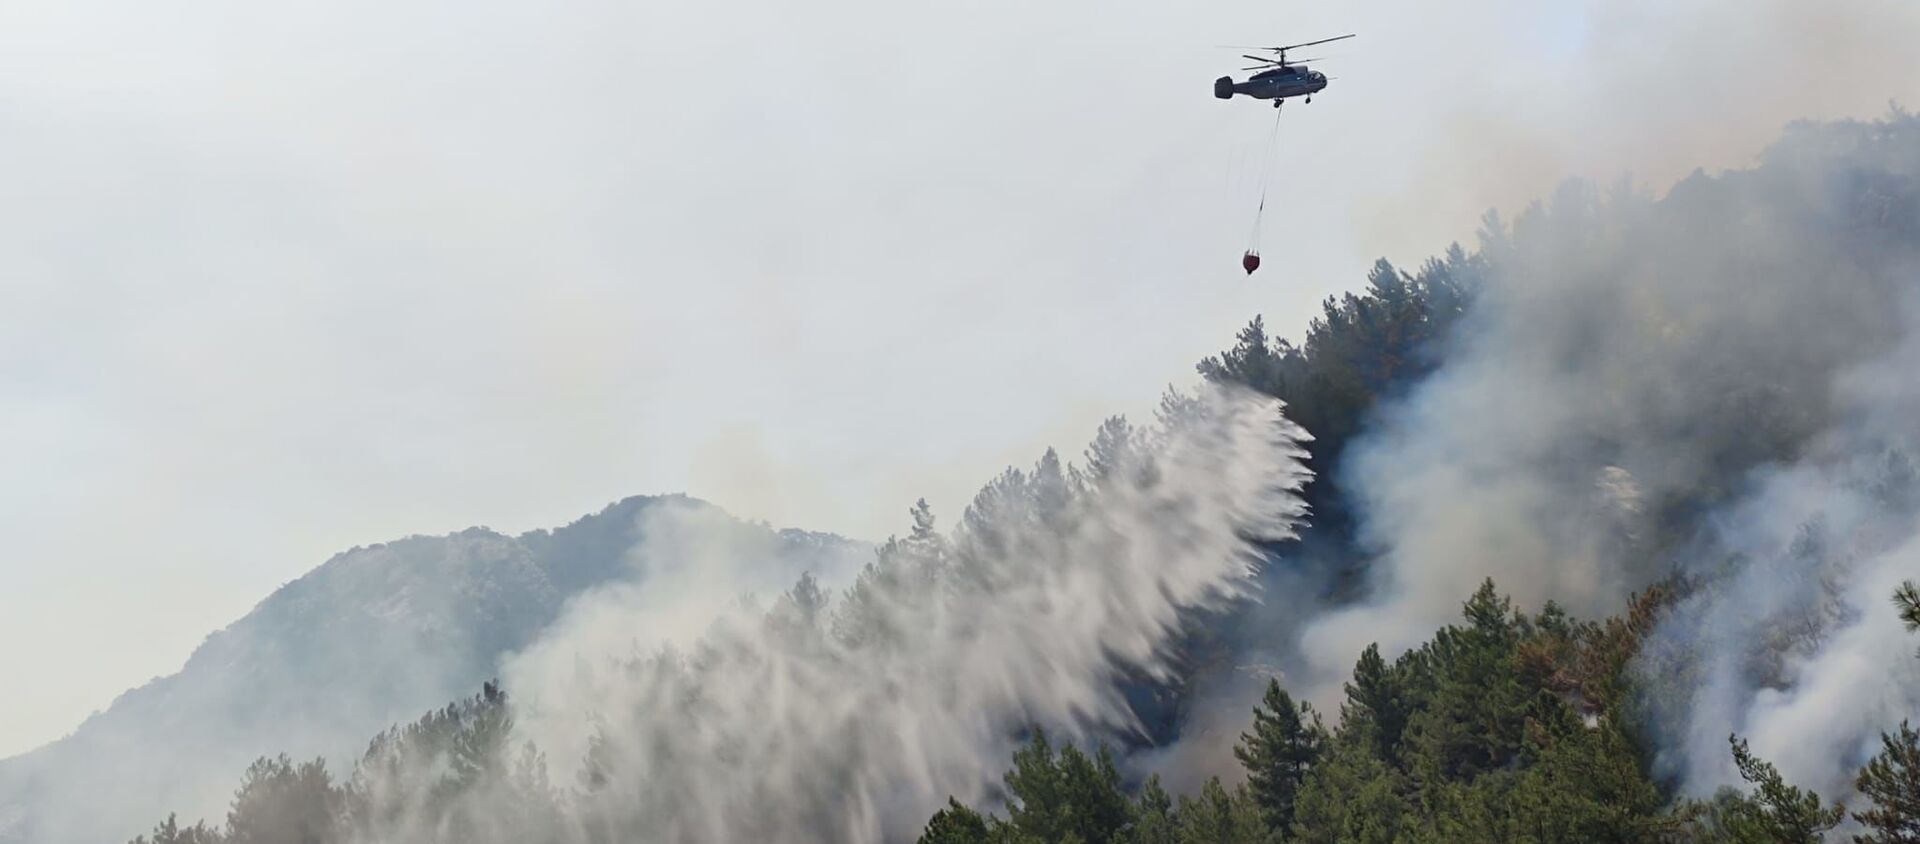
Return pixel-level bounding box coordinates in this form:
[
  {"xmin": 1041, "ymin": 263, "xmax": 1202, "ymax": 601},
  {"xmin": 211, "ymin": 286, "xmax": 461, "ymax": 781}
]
[
  {"xmin": 1233, "ymin": 679, "xmax": 1325, "ymax": 830},
  {"xmin": 1340, "ymin": 644, "xmax": 1411, "ymax": 766},
  {"xmin": 1400, "ymin": 580, "xmax": 1532, "ymax": 782},
  {"xmin": 1000, "ymin": 730, "xmax": 1134, "ymax": 844},
  {"xmin": 1289, "ymin": 740, "xmax": 1409, "ymax": 844},
  {"xmin": 1852, "ymin": 721, "xmax": 1920, "ymax": 844},
  {"xmin": 224, "ymin": 755, "xmax": 342, "ymax": 844},
  {"xmin": 931, "ymin": 582, "xmax": 1715, "ymax": 844},
  {"xmin": 926, "ymin": 736, "xmax": 1276, "ymax": 844},
  {"xmin": 1899, "ymin": 581, "xmax": 1920, "ymax": 658},
  {"xmin": 1123, "ymin": 777, "xmax": 1178, "ymax": 844},
  {"xmin": 147, "ymin": 580, "xmax": 1901, "ymax": 844},
  {"xmin": 1698, "ymin": 735, "xmax": 1844, "ymax": 843},
  {"xmin": 130, "ymin": 814, "xmax": 225, "ymax": 844},
  {"xmin": 1196, "ymin": 254, "xmax": 1480, "ymax": 457},
  {"xmin": 1499, "ymin": 694, "xmax": 1667, "ymax": 843},
  {"xmin": 920, "ymin": 798, "xmax": 996, "ymax": 844},
  {"xmin": 1195, "ymin": 251, "xmax": 1482, "ymax": 554},
  {"xmin": 345, "ymin": 681, "xmax": 560, "ymax": 841},
  {"xmin": 127, "ymin": 682, "xmax": 560, "ymax": 844},
  {"xmin": 913, "ymin": 730, "xmax": 1139, "ymax": 844},
  {"xmin": 1170, "ymin": 778, "xmax": 1271, "ymax": 844},
  {"xmin": 1284, "ymin": 581, "xmax": 1677, "ymax": 844}
]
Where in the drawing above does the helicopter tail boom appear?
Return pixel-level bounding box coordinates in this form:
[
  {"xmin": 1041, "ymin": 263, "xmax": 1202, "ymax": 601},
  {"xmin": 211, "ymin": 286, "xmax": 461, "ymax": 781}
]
[{"xmin": 1214, "ymin": 76, "xmax": 1235, "ymax": 99}]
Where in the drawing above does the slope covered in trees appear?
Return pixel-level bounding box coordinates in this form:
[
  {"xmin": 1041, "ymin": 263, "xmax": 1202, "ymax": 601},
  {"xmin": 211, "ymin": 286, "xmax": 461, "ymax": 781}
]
[
  {"xmin": 1197, "ymin": 249, "xmax": 1481, "ymax": 566},
  {"xmin": 0, "ymin": 496, "xmax": 868, "ymax": 844},
  {"xmin": 920, "ymin": 580, "xmax": 1920, "ymax": 844},
  {"xmin": 122, "ymin": 579, "xmax": 1920, "ymax": 843},
  {"xmin": 115, "ymin": 110, "xmax": 1920, "ymax": 842},
  {"xmin": 126, "ymin": 386, "xmax": 1312, "ymax": 843}
]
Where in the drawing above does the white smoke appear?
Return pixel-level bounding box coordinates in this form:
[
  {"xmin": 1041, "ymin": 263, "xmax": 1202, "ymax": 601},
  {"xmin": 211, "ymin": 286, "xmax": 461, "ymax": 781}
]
[
  {"xmin": 1290, "ymin": 114, "xmax": 1920, "ymax": 801},
  {"xmin": 449, "ymin": 383, "xmax": 1313, "ymax": 842},
  {"xmin": 1641, "ymin": 292, "xmax": 1920, "ymax": 800}
]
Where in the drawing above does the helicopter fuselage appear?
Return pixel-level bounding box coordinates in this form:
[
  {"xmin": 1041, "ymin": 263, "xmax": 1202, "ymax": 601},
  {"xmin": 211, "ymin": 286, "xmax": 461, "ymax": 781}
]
[{"xmin": 1216, "ymin": 66, "xmax": 1327, "ymax": 102}]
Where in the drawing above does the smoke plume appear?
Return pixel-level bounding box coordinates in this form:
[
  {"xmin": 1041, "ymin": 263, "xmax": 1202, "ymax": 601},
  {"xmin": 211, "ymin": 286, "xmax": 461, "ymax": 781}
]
[
  {"xmin": 1296, "ymin": 112, "xmax": 1920, "ymax": 801},
  {"xmin": 417, "ymin": 383, "xmax": 1312, "ymax": 842},
  {"xmin": 1639, "ymin": 291, "xmax": 1920, "ymax": 801}
]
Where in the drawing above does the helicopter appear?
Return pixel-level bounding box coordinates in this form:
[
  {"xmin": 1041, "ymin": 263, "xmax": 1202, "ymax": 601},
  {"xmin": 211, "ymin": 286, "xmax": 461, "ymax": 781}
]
[{"xmin": 1214, "ymin": 34, "xmax": 1353, "ymax": 108}]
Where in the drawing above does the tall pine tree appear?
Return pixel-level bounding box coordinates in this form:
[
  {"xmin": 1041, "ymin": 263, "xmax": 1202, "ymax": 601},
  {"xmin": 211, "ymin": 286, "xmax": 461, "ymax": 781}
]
[
  {"xmin": 1854, "ymin": 721, "xmax": 1920, "ymax": 844},
  {"xmin": 1898, "ymin": 580, "xmax": 1920, "ymax": 657},
  {"xmin": 1234, "ymin": 679, "xmax": 1326, "ymax": 832},
  {"xmin": 1341, "ymin": 644, "xmax": 1410, "ymax": 765},
  {"xmin": 1711, "ymin": 735, "xmax": 1844, "ymax": 843}
]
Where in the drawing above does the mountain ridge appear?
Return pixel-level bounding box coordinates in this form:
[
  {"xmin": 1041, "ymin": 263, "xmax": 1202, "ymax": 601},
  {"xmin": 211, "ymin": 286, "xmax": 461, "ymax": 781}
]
[{"xmin": 0, "ymin": 493, "xmax": 872, "ymax": 844}]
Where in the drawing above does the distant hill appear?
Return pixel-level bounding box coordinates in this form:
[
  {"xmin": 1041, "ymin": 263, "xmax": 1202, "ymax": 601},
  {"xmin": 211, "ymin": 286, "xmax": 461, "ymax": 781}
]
[{"xmin": 0, "ymin": 494, "xmax": 870, "ymax": 844}]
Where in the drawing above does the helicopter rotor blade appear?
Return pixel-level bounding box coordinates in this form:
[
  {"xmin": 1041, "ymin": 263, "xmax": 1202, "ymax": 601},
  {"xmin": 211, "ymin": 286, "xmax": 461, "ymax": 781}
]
[
  {"xmin": 1224, "ymin": 33, "xmax": 1356, "ymax": 53},
  {"xmin": 1241, "ymin": 55, "xmax": 1325, "ymax": 70},
  {"xmin": 1272, "ymin": 33, "xmax": 1355, "ymax": 51}
]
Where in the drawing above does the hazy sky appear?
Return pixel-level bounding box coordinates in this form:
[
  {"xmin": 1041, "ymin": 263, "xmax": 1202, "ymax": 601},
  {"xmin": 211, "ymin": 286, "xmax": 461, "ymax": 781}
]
[{"xmin": 3, "ymin": 0, "xmax": 1915, "ymax": 757}]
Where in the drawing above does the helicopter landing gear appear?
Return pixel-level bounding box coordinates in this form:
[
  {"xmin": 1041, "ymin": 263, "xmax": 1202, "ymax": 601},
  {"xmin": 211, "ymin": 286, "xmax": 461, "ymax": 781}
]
[
  {"xmin": 1305, "ymin": 96, "xmax": 1312, "ymax": 104},
  {"xmin": 1273, "ymin": 99, "xmax": 1284, "ymax": 110}
]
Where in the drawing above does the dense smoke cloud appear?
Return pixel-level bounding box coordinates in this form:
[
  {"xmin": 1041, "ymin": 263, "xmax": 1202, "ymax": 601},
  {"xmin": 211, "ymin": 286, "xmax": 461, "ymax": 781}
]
[
  {"xmin": 1641, "ymin": 290, "xmax": 1920, "ymax": 801},
  {"xmin": 1293, "ymin": 114, "xmax": 1920, "ymax": 801},
  {"xmin": 441, "ymin": 384, "xmax": 1310, "ymax": 842}
]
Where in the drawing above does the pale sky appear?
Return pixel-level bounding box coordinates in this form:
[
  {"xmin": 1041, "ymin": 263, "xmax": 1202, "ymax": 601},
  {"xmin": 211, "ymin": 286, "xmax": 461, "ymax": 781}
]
[{"xmin": 3, "ymin": 0, "xmax": 1916, "ymax": 757}]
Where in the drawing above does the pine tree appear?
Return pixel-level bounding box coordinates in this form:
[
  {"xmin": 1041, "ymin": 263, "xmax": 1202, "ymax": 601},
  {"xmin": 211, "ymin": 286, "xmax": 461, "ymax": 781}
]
[
  {"xmin": 1079, "ymin": 417, "xmax": 1139, "ymax": 490},
  {"xmin": 902, "ymin": 498, "xmax": 950, "ymax": 575},
  {"xmin": 1006, "ymin": 728, "xmax": 1067, "ymax": 832},
  {"xmin": 1898, "ymin": 581, "xmax": 1920, "ymax": 657},
  {"xmin": 1853, "ymin": 721, "xmax": 1920, "ymax": 844},
  {"xmin": 1712, "ymin": 735, "xmax": 1844, "ymax": 843},
  {"xmin": 1125, "ymin": 776, "xmax": 1178, "ymax": 844},
  {"xmin": 1173, "ymin": 779, "xmax": 1273, "ymax": 844},
  {"xmin": 1196, "ymin": 317, "xmax": 1284, "ymax": 395},
  {"xmin": 1342, "ymin": 644, "xmax": 1410, "ymax": 764},
  {"xmin": 1503, "ymin": 692, "xmax": 1665, "ymax": 843},
  {"xmin": 918, "ymin": 798, "xmax": 994, "ymax": 844},
  {"xmin": 448, "ymin": 681, "xmax": 511, "ymax": 788},
  {"xmin": 913, "ymin": 732, "xmax": 1137, "ymax": 844},
  {"xmin": 1001, "ymin": 730, "xmax": 1134, "ymax": 844},
  {"xmin": 224, "ymin": 754, "xmax": 342, "ymax": 844},
  {"xmin": 833, "ymin": 499, "xmax": 947, "ymax": 646},
  {"xmin": 130, "ymin": 814, "xmax": 225, "ymax": 844},
  {"xmin": 1289, "ymin": 740, "xmax": 1409, "ymax": 844},
  {"xmin": 954, "ymin": 466, "xmax": 1034, "ymax": 579},
  {"xmin": 1234, "ymin": 679, "xmax": 1326, "ymax": 832},
  {"xmin": 1031, "ymin": 448, "xmax": 1073, "ymax": 526},
  {"xmin": 1404, "ymin": 580, "xmax": 1530, "ymax": 780}
]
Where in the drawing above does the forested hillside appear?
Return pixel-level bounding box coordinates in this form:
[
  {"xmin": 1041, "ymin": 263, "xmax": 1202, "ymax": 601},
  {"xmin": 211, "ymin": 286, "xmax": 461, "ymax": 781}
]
[
  {"xmin": 0, "ymin": 496, "xmax": 867, "ymax": 844},
  {"xmin": 919, "ymin": 580, "xmax": 1920, "ymax": 843},
  {"xmin": 118, "ymin": 110, "xmax": 1920, "ymax": 842}
]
